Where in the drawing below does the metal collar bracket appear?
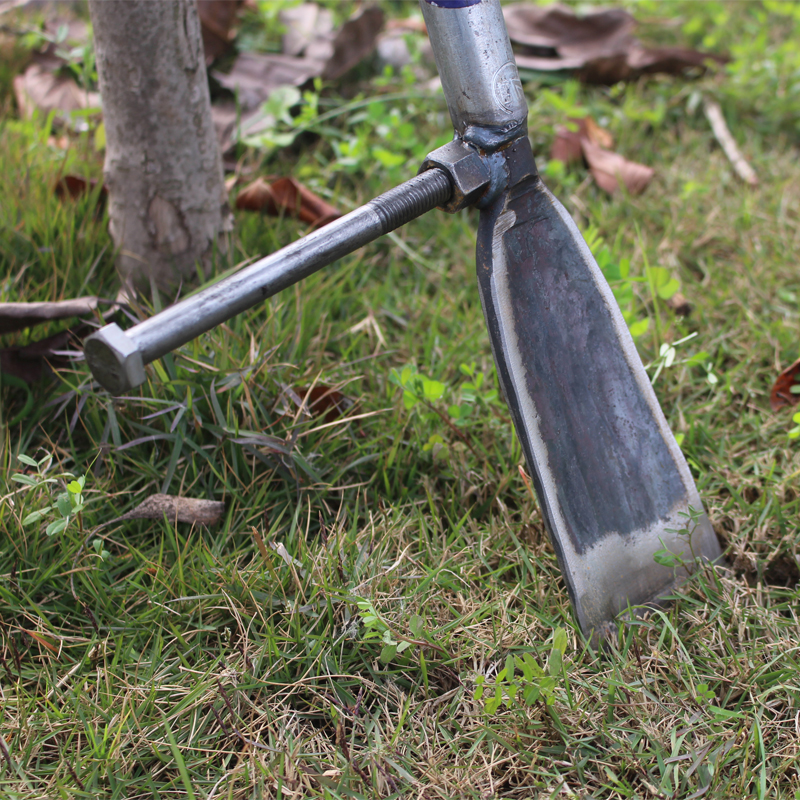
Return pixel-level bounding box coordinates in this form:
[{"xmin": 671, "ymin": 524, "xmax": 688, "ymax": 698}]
[{"xmin": 419, "ymin": 134, "xmax": 537, "ymax": 213}]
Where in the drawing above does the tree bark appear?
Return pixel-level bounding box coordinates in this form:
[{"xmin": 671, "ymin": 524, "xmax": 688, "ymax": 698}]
[{"xmin": 89, "ymin": 0, "xmax": 231, "ymax": 288}]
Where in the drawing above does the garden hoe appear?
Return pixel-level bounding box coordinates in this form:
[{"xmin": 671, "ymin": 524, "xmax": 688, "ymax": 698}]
[{"xmin": 84, "ymin": 0, "xmax": 722, "ymax": 639}]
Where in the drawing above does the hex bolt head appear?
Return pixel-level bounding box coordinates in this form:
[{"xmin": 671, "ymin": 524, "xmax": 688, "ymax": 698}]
[
  {"xmin": 84, "ymin": 323, "xmax": 146, "ymax": 395},
  {"xmin": 419, "ymin": 139, "xmax": 492, "ymax": 212}
]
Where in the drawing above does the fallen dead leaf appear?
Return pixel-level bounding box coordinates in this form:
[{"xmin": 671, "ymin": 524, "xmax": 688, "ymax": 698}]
[
  {"xmin": 47, "ymin": 134, "xmax": 70, "ymax": 149},
  {"xmin": 295, "ymin": 385, "xmax": 353, "ymax": 424},
  {"xmin": 235, "ymin": 176, "xmax": 340, "ymax": 228},
  {"xmin": 504, "ymin": 3, "xmax": 725, "ymax": 84},
  {"xmin": 770, "ymin": 358, "xmax": 800, "ymax": 412},
  {"xmin": 582, "ymin": 116, "xmax": 614, "ymax": 149},
  {"xmin": 213, "ymin": 52, "xmax": 321, "ymax": 111},
  {"xmin": 274, "ymin": 383, "xmax": 354, "ymax": 425},
  {"xmin": 197, "ymin": 0, "xmax": 243, "ymax": 64},
  {"xmin": 234, "ymin": 177, "xmax": 273, "ymax": 210},
  {"xmin": 213, "ymin": 4, "xmax": 384, "ymax": 111},
  {"xmin": 27, "ymin": 17, "xmax": 91, "ymax": 72},
  {"xmin": 376, "ymin": 29, "xmax": 412, "ymax": 71},
  {"xmin": 550, "ymin": 116, "xmax": 613, "ymax": 165},
  {"xmin": 666, "ymin": 292, "xmax": 692, "ymax": 317},
  {"xmin": 280, "ymin": 3, "xmax": 334, "ymax": 58},
  {"xmin": 45, "ymin": 18, "xmax": 89, "ymax": 44},
  {"xmin": 120, "ymin": 494, "xmax": 225, "ymax": 526},
  {"xmin": 506, "ymin": 4, "xmax": 635, "ymax": 59},
  {"xmin": 0, "ymin": 324, "xmax": 89, "ymax": 384},
  {"xmin": 210, "ymin": 102, "xmax": 240, "ymax": 154},
  {"xmin": 13, "ymin": 64, "xmax": 100, "ymax": 118},
  {"xmin": 762, "ymin": 553, "xmax": 800, "ymax": 587},
  {"xmin": 550, "ymin": 116, "xmax": 652, "ymax": 195},
  {"xmin": 0, "ymin": 0, "xmax": 31, "ymax": 14},
  {"xmin": 54, "ymin": 175, "xmax": 108, "ymax": 217},
  {"xmin": 0, "ymin": 298, "xmax": 97, "ymax": 335},
  {"xmin": 22, "ymin": 630, "xmax": 58, "ymax": 654},
  {"xmin": 320, "ymin": 5, "xmax": 385, "ymax": 81},
  {"xmin": 579, "ymin": 137, "xmax": 654, "ymax": 195}
]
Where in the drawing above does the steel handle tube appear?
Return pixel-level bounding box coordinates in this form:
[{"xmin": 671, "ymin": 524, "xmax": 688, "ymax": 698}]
[
  {"xmin": 85, "ymin": 168, "xmax": 452, "ymax": 394},
  {"xmin": 420, "ymin": 0, "xmax": 528, "ymax": 150}
]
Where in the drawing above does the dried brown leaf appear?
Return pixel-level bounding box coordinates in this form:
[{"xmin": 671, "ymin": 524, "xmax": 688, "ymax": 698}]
[
  {"xmin": 27, "ymin": 18, "xmax": 90, "ymax": 72},
  {"xmin": 295, "ymin": 385, "xmax": 354, "ymax": 424},
  {"xmin": 22, "ymin": 630, "xmax": 58, "ymax": 654},
  {"xmin": 54, "ymin": 175, "xmax": 108, "ymax": 218},
  {"xmin": 13, "ymin": 64, "xmax": 99, "ymax": 118},
  {"xmin": 120, "ymin": 494, "xmax": 225, "ymax": 526},
  {"xmin": 770, "ymin": 358, "xmax": 800, "ymax": 412},
  {"xmin": 45, "ymin": 18, "xmax": 89, "ymax": 46},
  {"xmin": 270, "ymin": 177, "xmax": 340, "ymax": 228},
  {"xmin": 47, "ymin": 134, "xmax": 70, "ymax": 150},
  {"xmin": 235, "ymin": 177, "xmax": 340, "ymax": 228},
  {"xmin": 505, "ymin": 4, "xmax": 635, "ymax": 57},
  {"xmin": 504, "ymin": 3, "xmax": 725, "ymax": 84},
  {"xmin": 579, "ymin": 137, "xmax": 654, "ymax": 195},
  {"xmin": 0, "ymin": 324, "xmax": 89, "ymax": 384},
  {"xmin": 280, "ymin": 3, "xmax": 334, "ymax": 57},
  {"xmin": 321, "ymin": 5, "xmax": 384, "ymax": 81},
  {"xmin": 550, "ymin": 117, "xmax": 613, "ymax": 165},
  {"xmin": 666, "ymin": 292, "xmax": 692, "ymax": 317},
  {"xmin": 197, "ymin": 0, "xmax": 243, "ymax": 64},
  {"xmin": 213, "ymin": 53, "xmax": 321, "ymax": 110},
  {"xmin": 550, "ymin": 123, "xmax": 584, "ymax": 166},
  {"xmin": 584, "ymin": 117, "xmax": 614, "ymax": 149},
  {"xmin": 234, "ymin": 177, "xmax": 273, "ymax": 211},
  {"xmin": 212, "ymin": 4, "xmax": 383, "ymax": 113}
]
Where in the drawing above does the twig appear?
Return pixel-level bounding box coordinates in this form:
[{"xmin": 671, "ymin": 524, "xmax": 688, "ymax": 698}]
[
  {"xmin": 215, "ymin": 681, "xmax": 279, "ymax": 752},
  {"xmin": 65, "ymin": 762, "xmax": 85, "ymax": 791},
  {"xmin": 373, "ymin": 757, "xmax": 399, "ymax": 793},
  {"xmin": 336, "ymin": 718, "xmax": 371, "ymax": 783},
  {"xmin": 0, "ymin": 652, "xmax": 16, "ymax": 685},
  {"xmin": 703, "ymin": 98, "xmax": 758, "ymax": 187},
  {"xmin": 0, "ymin": 729, "xmax": 15, "ymax": 774},
  {"xmin": 7, "ymin": 632, "xmax": 21, "ymax": 673}
]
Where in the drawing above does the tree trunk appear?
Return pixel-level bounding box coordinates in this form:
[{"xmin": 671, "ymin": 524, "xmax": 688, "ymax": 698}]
[{"xmin": 89, "ymin": 0, "xmax": 231, "ymax": 288}]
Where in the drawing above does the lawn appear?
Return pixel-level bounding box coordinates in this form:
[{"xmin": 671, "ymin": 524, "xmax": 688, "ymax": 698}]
[{"xmin": 1, "ymin": 1, "xmax": 800, "ymax": 798}]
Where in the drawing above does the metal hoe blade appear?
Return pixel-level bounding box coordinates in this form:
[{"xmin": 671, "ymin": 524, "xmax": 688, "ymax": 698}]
[{"xmin": 421, "ymin": 0, "xmax": 721, "ymax": 637}]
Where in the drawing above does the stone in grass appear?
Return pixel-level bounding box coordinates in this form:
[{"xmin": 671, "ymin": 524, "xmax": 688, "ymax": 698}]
[{"xmin": 121, "ymin": 494, "xmax": 225, "ymax": 526}]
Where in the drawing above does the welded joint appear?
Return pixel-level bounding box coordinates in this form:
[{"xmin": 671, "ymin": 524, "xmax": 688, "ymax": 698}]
[{"xmin": 420, "ymin": 135, "xmax": 536, "ymax": 213}]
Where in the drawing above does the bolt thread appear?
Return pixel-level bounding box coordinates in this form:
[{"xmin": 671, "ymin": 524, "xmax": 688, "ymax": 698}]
[{"xmin": 369, "ymin": 169, "xmax": 452, "ymax": 234}]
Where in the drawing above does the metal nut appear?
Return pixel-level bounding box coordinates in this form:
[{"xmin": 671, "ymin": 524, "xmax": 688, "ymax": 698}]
[
  {"xmin": 84, "ymin": 323, "xmax": 146, "ymax": 395},
  {"xmin": 419, "ymin": 139, "xmax": 491, "ymax": 212}
]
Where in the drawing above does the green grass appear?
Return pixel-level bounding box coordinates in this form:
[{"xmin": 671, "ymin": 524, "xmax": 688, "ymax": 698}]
[{"xmin": 2, "ymin": 2, "xmax": 800, "ymax": 798}]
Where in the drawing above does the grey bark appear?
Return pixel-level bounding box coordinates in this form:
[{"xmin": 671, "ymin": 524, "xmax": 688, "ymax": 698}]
[{"xmin": 89, "ymin": 0, "xmax": 231, "ymax": 288}]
